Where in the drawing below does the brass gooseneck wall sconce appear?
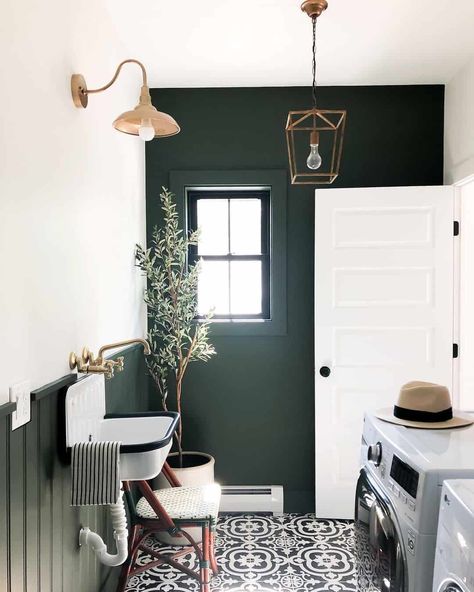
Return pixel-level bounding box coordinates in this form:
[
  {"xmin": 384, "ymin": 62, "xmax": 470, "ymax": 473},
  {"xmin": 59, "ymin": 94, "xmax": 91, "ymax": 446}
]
[
  {"xmin": 71, "ymin": 59, "xmax": 180, "ymax": 141},
  {"xmin": 69, "ymin": 338, "xmax": 151, "ymax": 379},
  {"xmin": 286, "ymin": 1, "xmax": 346, "ymax": 184}
]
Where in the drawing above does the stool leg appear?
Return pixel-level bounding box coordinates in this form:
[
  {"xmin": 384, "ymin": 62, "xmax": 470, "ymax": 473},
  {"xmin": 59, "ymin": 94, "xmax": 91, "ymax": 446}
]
[
  {"xmin": 200, "ymin": 523, "xmax": 211, "ymax": 592},
  {"xmin": 210, "ymin": 530, "xmax": 219, "ymax": 575}
]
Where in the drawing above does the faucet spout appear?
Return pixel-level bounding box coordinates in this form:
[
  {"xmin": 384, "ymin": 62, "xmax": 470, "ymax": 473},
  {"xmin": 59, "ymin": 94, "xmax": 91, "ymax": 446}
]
[
  {"xmin": 98, "ymin": 338, "xmax": 151, "ymax": 359},
  {"xmin": 69, "ymin": 338, "xmax": 150, "ymax": 380}
]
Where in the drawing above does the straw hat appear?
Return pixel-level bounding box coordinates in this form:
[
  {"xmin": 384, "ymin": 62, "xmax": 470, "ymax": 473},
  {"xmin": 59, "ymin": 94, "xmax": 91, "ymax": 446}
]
[{"xmin": 375, "ymin": 381, "xmax": 474, "ymax": 429}]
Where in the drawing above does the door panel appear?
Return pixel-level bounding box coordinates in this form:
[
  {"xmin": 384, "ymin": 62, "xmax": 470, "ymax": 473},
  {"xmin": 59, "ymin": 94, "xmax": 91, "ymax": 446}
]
[
  {"xmin": 333, "ymin": 206, "xmax": 434, "ymax": 248},
  {"xmin": 315, "ymin": 186, "xmax": 454, "ymax": 518}
]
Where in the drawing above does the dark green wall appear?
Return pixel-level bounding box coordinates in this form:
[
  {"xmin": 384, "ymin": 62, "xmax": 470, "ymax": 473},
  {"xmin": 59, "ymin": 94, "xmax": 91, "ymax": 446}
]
[
  {"xmin": 146, "ymin": 86, "xmax": 445, "ymax": 511},
  {"xmin": 0, "ymin": 345, "xmax": 148, "ymax": 592}
]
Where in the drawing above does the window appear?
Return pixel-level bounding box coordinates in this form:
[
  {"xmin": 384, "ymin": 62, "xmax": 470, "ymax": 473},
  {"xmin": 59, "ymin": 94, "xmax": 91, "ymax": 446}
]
[
  {"xmin": 187, "ymin": 189, "xmax": 270, "ymax": 320},
  {"xmin": 171, "ymin": 169, "xmax": 286, "ymax": 336}
]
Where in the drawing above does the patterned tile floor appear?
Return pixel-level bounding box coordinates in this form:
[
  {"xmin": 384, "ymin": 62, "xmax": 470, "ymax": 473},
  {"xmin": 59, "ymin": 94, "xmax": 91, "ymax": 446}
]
[{"xmin": 126, "ymin": 514, "xmax": 357, "ymax": 592}]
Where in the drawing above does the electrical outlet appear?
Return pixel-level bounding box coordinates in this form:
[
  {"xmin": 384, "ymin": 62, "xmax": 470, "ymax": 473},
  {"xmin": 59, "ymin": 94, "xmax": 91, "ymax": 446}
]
[{"xmin": 9, "ymin": 380, "xmax": 31, "ymax": 430}]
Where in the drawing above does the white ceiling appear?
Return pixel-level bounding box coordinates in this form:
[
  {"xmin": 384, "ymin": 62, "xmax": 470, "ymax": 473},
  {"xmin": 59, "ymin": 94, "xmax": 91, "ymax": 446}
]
[{"xmin": 106, "ymin": 0, "xmax": 474, "ymax": 88}]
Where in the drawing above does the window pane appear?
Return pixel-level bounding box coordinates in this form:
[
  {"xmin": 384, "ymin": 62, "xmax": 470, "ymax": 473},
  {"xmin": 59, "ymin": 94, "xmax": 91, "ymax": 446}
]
[
  {"xmin": 198, "ymin": 260, "xmax": 229, "ymax": 316},
  {"xmin": 230, "ymin": 261, "xmax": 262, "ymax": 315},
  {"xmin": 196, "ymin": 199, "xmax": 228, "ymax": 255},
  {"xmin": 230, "ymin": 199, "xmax": 262, "ymax": 255}
]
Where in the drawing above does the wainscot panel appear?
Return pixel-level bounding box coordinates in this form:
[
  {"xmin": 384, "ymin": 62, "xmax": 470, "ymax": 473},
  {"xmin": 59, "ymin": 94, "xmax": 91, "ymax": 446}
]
[{"xmin": 0, "ymin": 344, "xmax": 149, "ymax": 592}]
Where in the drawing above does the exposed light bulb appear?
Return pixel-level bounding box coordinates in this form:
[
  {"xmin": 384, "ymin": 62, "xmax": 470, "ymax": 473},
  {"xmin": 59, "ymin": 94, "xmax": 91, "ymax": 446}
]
[
  {"xmin": 306, "ymin": 143, "xmax": 322, "ymax": 170},
  {"xmin": 138, "ymin": 118, "xmax": 155, "ymax": 141}
]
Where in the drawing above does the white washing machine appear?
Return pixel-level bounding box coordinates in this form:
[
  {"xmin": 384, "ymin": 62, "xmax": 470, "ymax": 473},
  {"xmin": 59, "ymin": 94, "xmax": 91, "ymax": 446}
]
[
  {"xmin": 433, "ymin": 480, "xmax": 474, "ymax": 592},
  {"xmin": 355, "ymin": 413, "xmax": 474, "ymax": 592}
]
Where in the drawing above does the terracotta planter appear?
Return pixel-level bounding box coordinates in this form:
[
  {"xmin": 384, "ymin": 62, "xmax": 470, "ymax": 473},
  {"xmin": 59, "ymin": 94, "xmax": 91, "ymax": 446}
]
[{"xmin": 156, "ymin": 451, "xmax": 215, "ymax": 545}]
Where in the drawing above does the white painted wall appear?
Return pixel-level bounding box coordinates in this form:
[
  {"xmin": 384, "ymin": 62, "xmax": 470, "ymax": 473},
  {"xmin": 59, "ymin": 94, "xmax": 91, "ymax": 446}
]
[
  {"xmin": 445, "ymin": 56, "xmax": 474, "ymax": 409},
  {"xmin": 0, "ymin": 0, "xmax": 146, "ymax": 404},
  {"xmin": 459, "ymin": 181, "xmax": 474, "ymax": 412},
  {"xmin": 445, "ymin": 54, "xmax": 474, "ymax": 183}
]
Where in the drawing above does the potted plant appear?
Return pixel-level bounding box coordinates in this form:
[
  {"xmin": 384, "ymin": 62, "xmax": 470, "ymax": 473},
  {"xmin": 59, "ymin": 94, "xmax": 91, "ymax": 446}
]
[{"xmin": 136, "ymin": 187, "xmax": 216, "ymax": 487}]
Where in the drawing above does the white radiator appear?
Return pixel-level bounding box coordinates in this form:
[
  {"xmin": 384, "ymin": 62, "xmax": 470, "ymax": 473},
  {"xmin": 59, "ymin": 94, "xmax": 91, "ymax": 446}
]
[{"xmin": 219, "ymin": 485, "xmax": 284, "ymax": 515}]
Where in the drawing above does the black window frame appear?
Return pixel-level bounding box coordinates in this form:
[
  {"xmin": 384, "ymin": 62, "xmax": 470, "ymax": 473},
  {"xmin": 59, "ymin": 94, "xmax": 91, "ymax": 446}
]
[{"xmin": 187, "ymin": 189, "xmax": 271, "ymax": 321}]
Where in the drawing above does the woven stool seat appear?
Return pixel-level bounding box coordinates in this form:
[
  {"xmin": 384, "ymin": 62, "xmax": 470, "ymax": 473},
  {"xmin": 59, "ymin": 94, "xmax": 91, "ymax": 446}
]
[{"xmin": 136, "ymin": 483, "xmax": 221, "ymax": 526}]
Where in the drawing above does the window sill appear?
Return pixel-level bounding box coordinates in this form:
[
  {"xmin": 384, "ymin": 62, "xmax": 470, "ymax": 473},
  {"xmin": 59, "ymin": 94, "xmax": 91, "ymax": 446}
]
[
  {"xmin": 201, "ymin": 317, "xmax": 285, "ymax": 337},
  {"xmin": 205, "ymin": 318, "xmax": 269, "ymax": 323}
]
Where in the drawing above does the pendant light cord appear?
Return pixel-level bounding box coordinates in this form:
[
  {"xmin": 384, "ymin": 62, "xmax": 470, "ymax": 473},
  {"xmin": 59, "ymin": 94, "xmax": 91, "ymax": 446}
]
[{"xmin": 311, "ymin": 15, "xmax": 318, "ymax": 109}]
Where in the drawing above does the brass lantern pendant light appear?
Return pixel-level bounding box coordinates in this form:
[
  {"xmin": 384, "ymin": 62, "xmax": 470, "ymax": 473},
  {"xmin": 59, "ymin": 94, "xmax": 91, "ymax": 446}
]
[{"xmin": 286, "ymin": 1, "xmax": 346, "ymax": 185}]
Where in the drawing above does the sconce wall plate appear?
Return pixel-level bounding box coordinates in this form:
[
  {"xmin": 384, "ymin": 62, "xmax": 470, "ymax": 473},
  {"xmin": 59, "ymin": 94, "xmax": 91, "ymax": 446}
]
[{"xmin": 71, "ymin": 74, "xmax": 88, "ymax": 108}]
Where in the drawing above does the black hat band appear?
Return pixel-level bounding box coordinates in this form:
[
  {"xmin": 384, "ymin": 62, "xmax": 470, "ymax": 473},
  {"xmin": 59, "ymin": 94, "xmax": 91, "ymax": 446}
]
[{"xmin": 393, "ymin": 405, "xmax": 453, "ymax": 423}]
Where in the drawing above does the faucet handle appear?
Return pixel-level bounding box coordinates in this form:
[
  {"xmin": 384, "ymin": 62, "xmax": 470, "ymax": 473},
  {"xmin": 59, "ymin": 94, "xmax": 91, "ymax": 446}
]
[
  {"xmin": 69, "ymin": 351, "xmax": 87, "ymax": 372},
  {"xmin": 82, "ymin": 347, "xmax": 93, "ymax": 363},
  {"xmin": 115, "ymin": 357, "xmax": 125, "ymax": 372},
  {"xmin": 69, "ymin": 352, "xmax": 78, "ymax": 370},
  {"xmin": 103, "ymin": 360, "xmax": 115, "ymax": 380}
]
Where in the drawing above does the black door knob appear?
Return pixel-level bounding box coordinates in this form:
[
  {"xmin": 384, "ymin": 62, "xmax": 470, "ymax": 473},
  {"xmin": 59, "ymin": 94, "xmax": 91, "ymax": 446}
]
[{"xmin": 319, "ymin": 366, "xmax": 331, "ymax": 377}]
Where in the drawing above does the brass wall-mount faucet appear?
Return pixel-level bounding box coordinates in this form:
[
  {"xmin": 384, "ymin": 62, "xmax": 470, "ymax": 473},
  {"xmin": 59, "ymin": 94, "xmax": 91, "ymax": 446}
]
[{"xmin": 69, "ymin": 338, "xmax": 151, "ymax": 379}]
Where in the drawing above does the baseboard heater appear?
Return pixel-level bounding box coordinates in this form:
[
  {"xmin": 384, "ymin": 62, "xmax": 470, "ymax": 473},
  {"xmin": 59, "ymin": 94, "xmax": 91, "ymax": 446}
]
[{"xmin": 219, "ymin": 486, "xmax": 284, "ymax": 515}]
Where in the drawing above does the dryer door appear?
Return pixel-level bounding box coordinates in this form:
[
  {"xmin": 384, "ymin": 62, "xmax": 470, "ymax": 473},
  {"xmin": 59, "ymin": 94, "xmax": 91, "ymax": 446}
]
[
  {"xmin": 437, "ymin": 583, "xmax": 466, "ymax": 592},
  {"xmin": 355, "ymin": 469, "xmax": 407, "ymax": 592}
]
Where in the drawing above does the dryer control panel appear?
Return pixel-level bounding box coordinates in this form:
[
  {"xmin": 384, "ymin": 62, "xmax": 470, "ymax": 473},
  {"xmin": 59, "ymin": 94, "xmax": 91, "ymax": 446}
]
[
  {"xmin": 361, "ymin": 417, "xmax": 421, "ymax": 525},
  {"xmin": 390, "ymin": 455, "xmax": 419, "ymax": 499},
  {"xmin": 373, "ymin": 448, "xmax": 419, "ymax": 515}
]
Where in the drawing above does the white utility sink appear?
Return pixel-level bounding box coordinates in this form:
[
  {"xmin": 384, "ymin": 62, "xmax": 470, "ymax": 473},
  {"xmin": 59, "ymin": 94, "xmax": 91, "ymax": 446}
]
[{"xmin": 65, "ymin": 375, "xmax": 178, "ymax": 481}]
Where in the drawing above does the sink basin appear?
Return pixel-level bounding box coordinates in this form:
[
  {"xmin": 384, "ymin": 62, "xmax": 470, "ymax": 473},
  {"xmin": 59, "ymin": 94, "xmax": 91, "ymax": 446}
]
[
  {"xmin": 101, "ymin": 413, "xmax": 178, "ymax": 480},
  {"xmin": 65, "ymin": 375, "xmax": 178, "ymax": 481}
]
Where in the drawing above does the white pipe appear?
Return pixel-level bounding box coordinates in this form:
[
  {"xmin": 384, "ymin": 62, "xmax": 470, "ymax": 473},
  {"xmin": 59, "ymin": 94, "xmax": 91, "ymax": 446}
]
[{"xmin": 79, "ymin": 491, "xmax": 128, "ymax": 566}]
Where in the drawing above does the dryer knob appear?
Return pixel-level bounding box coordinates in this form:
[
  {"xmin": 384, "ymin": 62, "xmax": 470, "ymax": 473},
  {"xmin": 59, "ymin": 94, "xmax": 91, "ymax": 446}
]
[{"xmin": 367, "ymin": 442, "xmax": 383, "ymax": 466}]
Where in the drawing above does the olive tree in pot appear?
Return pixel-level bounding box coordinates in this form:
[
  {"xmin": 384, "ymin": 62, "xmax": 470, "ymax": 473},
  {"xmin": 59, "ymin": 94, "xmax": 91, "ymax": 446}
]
[{"xmin": 136, "ymin": 187, "xmax": 216, "ymax": 488}]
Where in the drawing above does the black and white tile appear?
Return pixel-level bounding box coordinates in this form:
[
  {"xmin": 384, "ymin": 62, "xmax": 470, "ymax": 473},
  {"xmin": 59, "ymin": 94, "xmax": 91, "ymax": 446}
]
[{"xmin": 126, "ymin": 514, "xmax": 357, "ymax": 592}]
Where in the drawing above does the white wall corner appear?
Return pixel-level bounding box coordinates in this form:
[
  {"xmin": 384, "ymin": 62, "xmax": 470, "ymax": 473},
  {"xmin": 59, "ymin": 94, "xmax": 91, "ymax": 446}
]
[{"xmin": 445, "ymin": 53, "xmax": 474, "ymax": 184}]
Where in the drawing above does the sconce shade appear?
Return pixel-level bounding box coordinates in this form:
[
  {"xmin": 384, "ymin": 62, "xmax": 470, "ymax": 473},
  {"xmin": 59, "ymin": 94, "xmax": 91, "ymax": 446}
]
[
  {"xmin": 285, "ymin": 107, "xmax": 346, "ymax": 184},
  {"xmin": 113, "ymin": 102, "xmax": 180, "ymax": 138}
]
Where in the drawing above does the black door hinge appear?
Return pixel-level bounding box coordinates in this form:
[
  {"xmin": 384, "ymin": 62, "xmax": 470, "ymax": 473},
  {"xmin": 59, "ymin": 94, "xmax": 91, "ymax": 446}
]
[
  {"xmin": 453, "ymin": 343, "xmax": 459, "ymax": 359},
  {"xmin": 454, "ymin": 221, "xmax": 460, "ymax": 236}
]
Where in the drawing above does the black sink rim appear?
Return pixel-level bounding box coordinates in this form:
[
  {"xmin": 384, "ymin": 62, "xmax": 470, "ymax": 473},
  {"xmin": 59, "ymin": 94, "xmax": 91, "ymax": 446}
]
[{"xmin": 99, "ymin": 411, "xmax": 179, "ymax": 454}]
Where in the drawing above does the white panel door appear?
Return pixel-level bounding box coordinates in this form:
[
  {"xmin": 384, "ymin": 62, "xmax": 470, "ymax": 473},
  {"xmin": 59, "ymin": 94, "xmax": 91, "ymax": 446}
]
[{"xmin": 315, "ymin": 186, "xmax": 454, "ymax": 519}]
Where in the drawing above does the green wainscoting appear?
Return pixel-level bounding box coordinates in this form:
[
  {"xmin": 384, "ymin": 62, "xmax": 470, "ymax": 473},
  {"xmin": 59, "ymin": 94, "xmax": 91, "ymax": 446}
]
[
  {"xmin": 0, "ymin": 344, "xmax": 148, "ymax": 592},
  {"xmin": 146, "ymin": 85, "xmax": 445, "ymax": 512}
]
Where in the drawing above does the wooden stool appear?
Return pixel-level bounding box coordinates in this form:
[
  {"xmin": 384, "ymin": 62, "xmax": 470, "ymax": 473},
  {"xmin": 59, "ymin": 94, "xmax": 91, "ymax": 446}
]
[{"xmin": 117, "ymin": 462, "xmax": 220, "ymax": 592}]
